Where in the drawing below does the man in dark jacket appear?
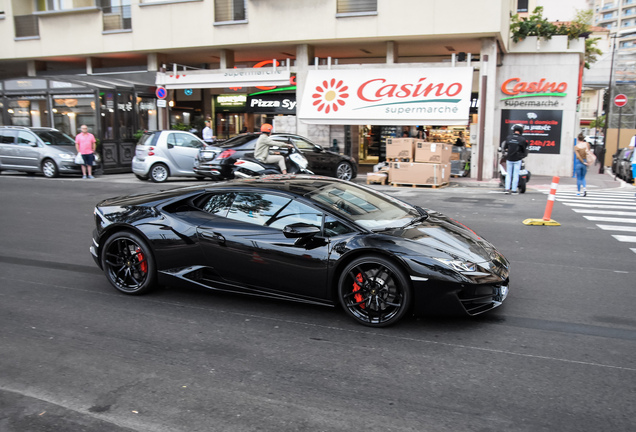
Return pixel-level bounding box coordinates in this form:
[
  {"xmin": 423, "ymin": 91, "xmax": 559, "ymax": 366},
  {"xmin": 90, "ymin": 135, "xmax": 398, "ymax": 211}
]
[{"xmin": 502, "ymin": 124, "xmax": 529, "ymax": 194}]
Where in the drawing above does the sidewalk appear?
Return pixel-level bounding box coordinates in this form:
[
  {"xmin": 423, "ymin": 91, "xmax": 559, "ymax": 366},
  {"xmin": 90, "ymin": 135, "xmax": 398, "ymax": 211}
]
[{"xmin": 357, "ymin": 165, "xmax": 634, "ymax": 192}]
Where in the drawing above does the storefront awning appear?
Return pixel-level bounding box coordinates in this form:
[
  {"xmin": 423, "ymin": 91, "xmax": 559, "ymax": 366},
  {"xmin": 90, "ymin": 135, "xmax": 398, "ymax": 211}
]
[
  {"xmin": 298, "ymin": 67, "xmax": 474, "ymax": 126},
  {"xmin": 156, "ymin": 69, "xmax": 291, "ymax": 89}
]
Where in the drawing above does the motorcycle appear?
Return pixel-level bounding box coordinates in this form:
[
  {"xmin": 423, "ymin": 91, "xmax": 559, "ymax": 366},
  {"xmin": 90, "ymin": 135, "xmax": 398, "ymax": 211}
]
[
  {"xmin": 498, "ymin": 153, "xmax": 531, "ymax": 193},
  {"xmin": 232, "ymin": 144, "xmax": 313, "ymax": 178}
]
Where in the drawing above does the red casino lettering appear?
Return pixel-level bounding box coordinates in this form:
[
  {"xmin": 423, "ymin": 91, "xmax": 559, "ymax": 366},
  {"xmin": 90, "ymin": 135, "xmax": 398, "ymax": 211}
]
[
  {"xmin": 358, "ymin": 77, "xmax": 463, "ymax": 102},
  {"xmin": 501, "ymin": 78, "xmax": 567, "ymax": 96}
]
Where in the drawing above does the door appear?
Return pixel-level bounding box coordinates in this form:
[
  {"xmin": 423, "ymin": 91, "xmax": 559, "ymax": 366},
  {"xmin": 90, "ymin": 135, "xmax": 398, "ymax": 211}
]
[
  {"xmin": 196, "ymin": 191, "xmax": 331, "ymax": 300},
  {"xmin": 165, "ymin": 132, "xmax": 204, "ymax": 174},
  {"xmin": 15, "ymin": 130, "xmax": 42, "ymax": 169},
  {"xmin": 288, "ymin": 136, "xmax": 330, "ymax": 175},
  {"xmin": 0, "ymin": 129, "xmax": 17, "ymax": 168}
]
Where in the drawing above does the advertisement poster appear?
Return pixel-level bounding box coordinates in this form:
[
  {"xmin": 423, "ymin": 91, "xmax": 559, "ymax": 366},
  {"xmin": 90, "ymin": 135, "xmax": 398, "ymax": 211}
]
[{"xmin": 500, "ymin": 109, "xmax": 562, "ymax": 154}]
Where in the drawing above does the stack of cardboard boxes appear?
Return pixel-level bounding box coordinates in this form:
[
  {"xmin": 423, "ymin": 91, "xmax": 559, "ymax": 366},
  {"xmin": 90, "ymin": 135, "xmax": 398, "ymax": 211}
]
[{"xmin": 386, "ymin": 138, "xmax": 451, "ymax": 186}]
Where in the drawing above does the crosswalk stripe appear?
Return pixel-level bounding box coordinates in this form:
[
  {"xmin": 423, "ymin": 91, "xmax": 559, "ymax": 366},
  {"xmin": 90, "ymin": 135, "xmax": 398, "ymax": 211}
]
[
  {"xmin": 573, "ymin": 209, "xmax": 636, "ymax": 216},
  {"xmin": 584, "ymin": 216, "xmax": 636, "ymax": 223},
  {"xmin": 596, "ymin": 225, "xmax": 636, "ymax": 232},
  {"xmin": 563, "ymin": 203, "xmax": 636, "ymax": 209},
  {"xmin": 613, "ymin": 235, "xmax": 636, "ymax": 242},
  {"xmin": 558, "ymin": 199, "xmax": 636, "ymax": 205}
]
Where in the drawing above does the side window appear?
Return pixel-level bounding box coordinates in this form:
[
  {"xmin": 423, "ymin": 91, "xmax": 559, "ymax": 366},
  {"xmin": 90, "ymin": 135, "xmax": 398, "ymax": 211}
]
[
  {"xmin": 173, "ymin": 132, "xmax": 203, "ymax": 149},
  {"xmin": 227, "ymin": 192, "xmax": 291, "ymax": 227},
  {"xmin": 198, "ymin": 192, "xmax": 236, "ymax": 217},
  {"xmin": 167, "ymin": 133, "xmax": 177, "ymax": 147},
  {"xmin": 0, "ymin": 130, "xmax": 16, "ymax": 144},
  {"xmin": 324, "ymin": 215, "xmax": 355, "ymax": 237},
  {"xmin": 289, "ymin": 137, "xmax": 316, "ymax": 151},
  {"xmin": 17, "ymin": 131, "xmax": 38, "ymax": 146},
  {"xmin": 266, "ymin": 199, "xmax": 323, "ymax": 231}
]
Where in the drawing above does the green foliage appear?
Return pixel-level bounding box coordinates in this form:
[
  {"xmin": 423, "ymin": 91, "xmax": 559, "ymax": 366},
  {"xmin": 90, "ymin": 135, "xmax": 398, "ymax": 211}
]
[
  {"xmin": 133, "ymin": 129, "xmax": 145, "ymax": 140},
  {"xmin": 590, "ymin": 115, "xmax": 605, "ymax": 129},
  {"xmin": 511, "ymin": 7, "xmax": 601, "ymax": 69},
  {"xmin": 171, "ymin": 122, "xmax": 190, "ymax": 131}
]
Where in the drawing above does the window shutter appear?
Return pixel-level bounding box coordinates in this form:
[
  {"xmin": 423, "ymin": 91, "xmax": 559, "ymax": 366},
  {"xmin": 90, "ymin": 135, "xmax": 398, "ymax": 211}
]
[
  {"xmin": 337, "ymin": 0, "xmax": 377, "ymax": 14},
  {"xmin": 215, "ymin": 0, "xmax": 246, "ymax": 23}
]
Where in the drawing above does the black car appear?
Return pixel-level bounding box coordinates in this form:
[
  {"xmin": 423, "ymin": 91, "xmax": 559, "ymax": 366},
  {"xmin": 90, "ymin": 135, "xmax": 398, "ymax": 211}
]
[
  {"xmin": 90, "ymin": 175, "xmax": 510, "ymax": 327},
  {"xmin": 194, "ymin": 133, "xmax": 357, "ymax": 181}
]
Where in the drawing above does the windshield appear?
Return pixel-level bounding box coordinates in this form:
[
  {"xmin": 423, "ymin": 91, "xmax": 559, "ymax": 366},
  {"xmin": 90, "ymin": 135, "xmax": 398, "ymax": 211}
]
[
  {"xmin": 32, "ymin": 130, "xmax": 76, "ymax": 146},
  {"xmin": 304, "ymin": 181, "xmax": 418, "ymax": 230}
]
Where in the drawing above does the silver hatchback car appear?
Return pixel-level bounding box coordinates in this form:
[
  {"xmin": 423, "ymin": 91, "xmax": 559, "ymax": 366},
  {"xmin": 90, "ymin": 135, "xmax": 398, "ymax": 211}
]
[
  {"xmin": 132, "ymin": 130, "xmax": 207, "ymax": 182},
  {"xmin": 0, "ymin": 126, "xmax": 98, "ymax": 178}
]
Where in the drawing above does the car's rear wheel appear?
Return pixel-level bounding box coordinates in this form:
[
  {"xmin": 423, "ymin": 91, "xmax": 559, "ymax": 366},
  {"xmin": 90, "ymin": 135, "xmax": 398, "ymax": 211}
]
[
  {"xmin": 42, "ymin": 159, "xmax": 59, "ymax": 178},
  {"xmin": 101, "ymin": 231, "xmax": 156, "ymax": 295},
  {"xmin": 336, "ymin": 161, "xmax": 353, "ymax": 181},
  {"xmin": 135, "ymin": 174, "xmax": 149, "ymax": 181},
  {"xmin": 338, "ymin": 255, "xmax": 411, "ymax": 327},
  {"xmin": 149, "ymin": 163, "xmax": 169, "ymax": 182}
]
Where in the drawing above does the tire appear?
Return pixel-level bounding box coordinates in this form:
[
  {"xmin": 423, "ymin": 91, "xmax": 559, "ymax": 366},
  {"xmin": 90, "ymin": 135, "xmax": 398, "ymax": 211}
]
[
  {"xmin": 101, "ymin": 231, "xmax": 156, "ymax": 295},
  {"xmin": 41, "ymin": 159, "xmax": 59, "ymax": 178},
  {"xmin": 519, "ymin": 177, "xmax": 526, "ymax": 194},
  {"xmin": 149, "ymin": 163, "xmax": 169, "ymax": 183},
  {"xmin": 338, "ymin": 255, "xmax": 411, "ymax": 327},
  {"xmin": 135, "ymin": 174, "xmax": 149, "ymax": 181},
  {"xmin": 336, "ymin": 161, "xmax": 353, "ymax": 181}
]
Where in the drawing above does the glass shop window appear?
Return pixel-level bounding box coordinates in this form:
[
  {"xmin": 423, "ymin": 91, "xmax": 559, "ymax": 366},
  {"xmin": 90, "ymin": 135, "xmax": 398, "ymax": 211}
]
[{"xmin": 53, "ymin": 95, "xmax": 95, "ymax": 136}]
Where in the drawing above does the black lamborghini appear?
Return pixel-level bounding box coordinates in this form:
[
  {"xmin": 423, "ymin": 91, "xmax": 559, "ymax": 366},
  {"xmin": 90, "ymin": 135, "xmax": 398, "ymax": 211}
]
[{"xmin": 90, "ymin": 175, "xmax": 510, "ymax": 327}]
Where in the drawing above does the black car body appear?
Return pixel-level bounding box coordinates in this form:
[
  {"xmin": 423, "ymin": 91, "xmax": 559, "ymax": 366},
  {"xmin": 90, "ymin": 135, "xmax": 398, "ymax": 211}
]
[
  {"xmin": 90, "ymin": 176, "xmax": 509, "ymax": 327},
  {"xmin": 194, "ymin": 133, "xmax": 357, "ymax": 181}
]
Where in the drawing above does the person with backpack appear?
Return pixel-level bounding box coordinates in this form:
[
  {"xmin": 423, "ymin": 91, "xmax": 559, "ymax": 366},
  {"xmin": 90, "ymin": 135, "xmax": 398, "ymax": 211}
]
[{"xmin": 502, "ymin": 124, "xmax": 529, "ymax": 195}]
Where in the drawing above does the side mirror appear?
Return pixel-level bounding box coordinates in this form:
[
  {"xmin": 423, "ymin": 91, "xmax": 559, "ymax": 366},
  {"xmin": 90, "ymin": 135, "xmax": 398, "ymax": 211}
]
[
  {"xmin": 167, "ymin": 143, "xmax": 174, "ymax": 149},
  {"xmin": 315, "ymin": 145, "xmax": 324, "ymax": 153},
  {"xmin": 283, "ymin": 223, "xmax": 321, "ymax": 238}
]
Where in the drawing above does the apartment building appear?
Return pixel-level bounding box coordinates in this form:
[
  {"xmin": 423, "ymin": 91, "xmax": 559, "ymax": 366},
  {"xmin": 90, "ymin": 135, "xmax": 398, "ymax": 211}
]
[{"xmin": 0, "ymin": 1, "xmax": 584, "ymax": 178}]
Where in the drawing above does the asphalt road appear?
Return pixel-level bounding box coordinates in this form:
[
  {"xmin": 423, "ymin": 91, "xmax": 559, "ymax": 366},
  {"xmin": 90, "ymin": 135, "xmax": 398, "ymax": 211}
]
[{"xmin": 1, "ymin": 173, "xmax": 635, "ymax": 432}]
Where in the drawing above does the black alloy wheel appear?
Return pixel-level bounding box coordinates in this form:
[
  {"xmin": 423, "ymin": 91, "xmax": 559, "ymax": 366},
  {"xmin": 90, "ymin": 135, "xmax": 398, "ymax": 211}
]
[
  {"xmin": 102, "ymin": 231, "xmax": 156, "ymax": 295},
  {"xmin": 338, "ymin": 255, "xmax": 411, "ymax": 327},
  {"xmin": 336, "ymin": 161, "xmax": 353, "ymax": 181},
  {"xmin": 41, "ymin": 159, "xmax": 59, "ymax": 178}
]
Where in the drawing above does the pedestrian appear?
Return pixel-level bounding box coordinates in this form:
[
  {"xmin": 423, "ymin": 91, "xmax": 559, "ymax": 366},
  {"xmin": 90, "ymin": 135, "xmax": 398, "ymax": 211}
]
[
  {"xmin": 202, "ymin": 120, "xmax": 215, "ymax": 144},
  {"xmin": 75, "ymin": 124, "xmax": 96, "ymax": 179},
  {"xmin": 574, "ymin": 140, "xmax": 591, "ymax": 196},
  {"xmin": 502, "ymin": 124, "xmax": 529, "ymax": 194},
  {"xmin": 454, "ymin": 130, "xmax": 466, "ymax": 147},
  {"xmin": 416, "ymin": 126, "xmax": 426, "ymax": 140}
]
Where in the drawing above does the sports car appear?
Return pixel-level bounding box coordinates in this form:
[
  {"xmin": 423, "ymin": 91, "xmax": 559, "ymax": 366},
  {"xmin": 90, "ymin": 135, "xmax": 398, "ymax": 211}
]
[{"xmin": 90, "ymin": 175, "xmax": 509, "ymax": 327}]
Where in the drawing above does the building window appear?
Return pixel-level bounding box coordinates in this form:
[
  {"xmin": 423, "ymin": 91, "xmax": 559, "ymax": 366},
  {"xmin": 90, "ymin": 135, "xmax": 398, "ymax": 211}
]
[
  {"xmin": 100, "ymin": 0, "xmax": 131, "ymax": 31},
  {"xmin": 35, "ymin": 0, "xmax": 97, "ymax": 12},
  {"xmin": 603, "ymin": 12, "xmax": 614, "ymax": 19},
  {"xmin": 620, "ymin": 40, "xmax": 635, "ymax": 48},
  {"xmin": 517, "ymin": 0, "xmax": 529, "ymax": 13},
  {"xmin": 336, "ymin": 0, "xmax": 377, "ymax": 15},
  {"xmin": 625, "ymin": 8, "xmax": 635, "ymax": 16},
  {"xmin": 14, "ymin": 15, "xmax": 39, "ymax": 38},
  {"xmin": 214, "ymin": 0, "xmax": 246, "ymax": 23}
]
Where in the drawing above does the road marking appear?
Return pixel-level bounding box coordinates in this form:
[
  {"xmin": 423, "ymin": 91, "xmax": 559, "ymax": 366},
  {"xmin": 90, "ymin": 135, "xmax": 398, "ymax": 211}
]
[
  {"xmin": 583, "ymin": 216, "xmax": 636, "ymax": 223},
  {"xmin": 612, "ymin": 235, "xmax": 636, "ymax": 242},
  {"xmin": 596, "ymin": 225, "xmax": 636, "ymax": 232},
  {"xmin": 573, "ymin": 209, "xmax": 636, "ymax": 216},
  {"xmin": 563, "ymin": 203, "xmax": 636, "ymax": 209}
]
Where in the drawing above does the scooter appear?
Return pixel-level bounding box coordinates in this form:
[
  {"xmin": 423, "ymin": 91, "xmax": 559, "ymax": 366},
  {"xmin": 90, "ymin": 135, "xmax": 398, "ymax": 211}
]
[
  {"xmin": 232, "ymin": 145, "xmax": 313, "ymax": 178},
  {"xmin": 498, "ymin": 153, "xmax": 531, "ymax": 193}
]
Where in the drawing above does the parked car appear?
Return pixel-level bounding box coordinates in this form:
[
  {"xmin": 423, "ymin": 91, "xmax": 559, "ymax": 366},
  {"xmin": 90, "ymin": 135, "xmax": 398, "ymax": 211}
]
[
  {"xmin": 90, "ymin": 175, "xmax": 510, "ymax": 327},
  {"xmin": 0, "ymin": 126, "xmax": 100, "ymax": 178},
  {"xmin": 194, "ymin": 133, "xmax": 358, "ymax": 181},
  {"xmin": 132, "ymin": 130, "xmax": 207, "ymax": 182},
  {"xmin": 584, "ymin": 135, "xmax": 604, "ymax": 146},
  {"xmin": 614, "ymin": 147, "xmax": 634, "ymax": 183}
]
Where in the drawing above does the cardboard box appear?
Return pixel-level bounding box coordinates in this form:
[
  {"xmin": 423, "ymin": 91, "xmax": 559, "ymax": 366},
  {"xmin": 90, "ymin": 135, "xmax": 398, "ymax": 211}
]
[
  {"xmin": 386, "ymin": 138, "xmax": 415, "ymax": 160},
  {"xmin": 366, "ymin": 172, "xmax": 388, "ymax": 185},
  {"xmin": 389, "ymin": 162, "xmax": 449, "ymax": 185},
  {"xmin": 414, "ymin": 142, "xmax": 452, "ymax": 164}
]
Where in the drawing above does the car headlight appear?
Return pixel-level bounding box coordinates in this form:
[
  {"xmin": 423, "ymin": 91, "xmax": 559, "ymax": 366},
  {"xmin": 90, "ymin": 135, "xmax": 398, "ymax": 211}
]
[
  {"xmin": 59, "ymin": 153, "xmax": 74, "ymax": 160},
  {"xmin": 433, "ymin": 258, "xmax": 478, "ymax": 273}
]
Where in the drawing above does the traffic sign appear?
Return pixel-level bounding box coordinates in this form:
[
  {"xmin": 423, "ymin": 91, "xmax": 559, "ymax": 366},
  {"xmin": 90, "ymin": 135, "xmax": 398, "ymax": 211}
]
[
  {"xmin": 156, "ymin": 87, "xmax": 167, "ymax": 99},
  {"xmin": 614, "ymin": 94, "xmax": 628, "ymax": 107}
]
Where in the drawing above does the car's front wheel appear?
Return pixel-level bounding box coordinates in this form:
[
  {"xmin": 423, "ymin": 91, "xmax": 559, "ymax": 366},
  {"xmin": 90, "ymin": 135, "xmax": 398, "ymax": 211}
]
[
  {"xmin": 42, "ymin": 159, "xmax": 59, "ymax": 178},
  {"xmin": 336, "ymin": 161, "xmax": 353, "ymax": 181},
  {"xmin": 149, "ymin": 163, "xmax": 169, "ymax": 182},
  {"xmin": 338, "ymin": 255, "xmax": 411, "ymax": 327},
  {"xmin": 101, "ymin": 231, "xmax": 156, "ymax": 295}
]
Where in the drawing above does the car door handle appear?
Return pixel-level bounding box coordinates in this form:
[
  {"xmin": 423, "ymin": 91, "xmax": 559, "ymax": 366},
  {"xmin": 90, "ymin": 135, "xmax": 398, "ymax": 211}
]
[{"xmin": 199, "ymin": 230, "xmax": 225, "ymax": 244}]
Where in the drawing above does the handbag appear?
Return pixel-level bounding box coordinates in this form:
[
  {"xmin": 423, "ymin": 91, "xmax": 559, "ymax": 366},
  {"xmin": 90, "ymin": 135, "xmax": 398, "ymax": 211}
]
[
  {"xmin": 586, "ymin": 149, "xmax": 596, "ymax": 165},
  {"xmin": 75, "ymin": 153, "xmax": 84, "ymax": 164}
]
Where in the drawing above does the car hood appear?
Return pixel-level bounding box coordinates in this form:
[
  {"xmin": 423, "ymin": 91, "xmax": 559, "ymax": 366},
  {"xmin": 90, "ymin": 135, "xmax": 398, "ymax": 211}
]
[
  {"xmin": 377, "ymin": 210, "xmax": 505, "ymax": 266},
  {"xmin": 48, "ymin": 144, "xmax": 77, "ymax": 154}
]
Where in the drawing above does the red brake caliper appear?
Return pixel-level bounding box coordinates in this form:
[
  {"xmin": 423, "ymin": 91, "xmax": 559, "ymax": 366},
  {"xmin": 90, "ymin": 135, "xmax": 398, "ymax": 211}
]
[
  {"xmin": 352, "ymin": 273, "xmax": 365, "ymax": 309},
  {"xmin": 135, "ymin": 247, "xmax": 148, "ymax": 273}
]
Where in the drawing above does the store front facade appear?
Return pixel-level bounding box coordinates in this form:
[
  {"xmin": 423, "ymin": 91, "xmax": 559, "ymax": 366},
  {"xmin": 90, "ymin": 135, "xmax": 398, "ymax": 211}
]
[{"xmin": 0, "ymin": 74, "xmax": 157, "ymax": 174}]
